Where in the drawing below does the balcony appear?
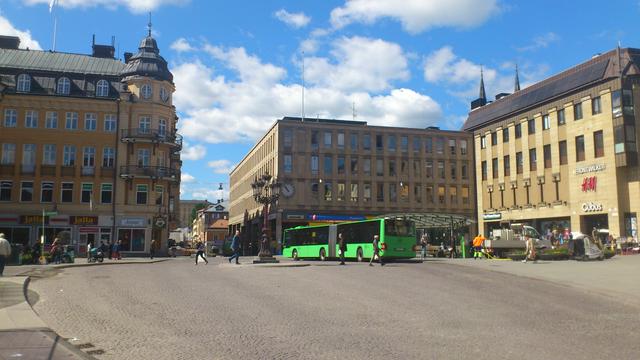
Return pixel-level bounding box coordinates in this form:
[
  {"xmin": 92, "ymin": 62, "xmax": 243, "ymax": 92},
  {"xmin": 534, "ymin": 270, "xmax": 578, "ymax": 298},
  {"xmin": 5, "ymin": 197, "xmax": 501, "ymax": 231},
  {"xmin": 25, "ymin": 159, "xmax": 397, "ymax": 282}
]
[
  {"xmin": 121, "ymin": 128, "xmax": 183, "ymax": 150},
  {"xmin": 119, "ymin": 165, "xmax": 180, "ymax": 182}
]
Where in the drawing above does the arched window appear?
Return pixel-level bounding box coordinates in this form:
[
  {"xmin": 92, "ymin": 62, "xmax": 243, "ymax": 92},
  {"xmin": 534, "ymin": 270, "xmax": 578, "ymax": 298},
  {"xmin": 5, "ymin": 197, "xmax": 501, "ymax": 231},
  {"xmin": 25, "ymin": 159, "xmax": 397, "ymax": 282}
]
[
  {"xmin": 96, "ymin": 80, "xmax": 109, "ymax": 97},
  {"xmin": 57, "ymin": 77, "xmax": 71, "ymax": 95},
  {"xmin": 141, "ymin": 84, "xmax": 152, "ymax": 99},
  {"xmin": 17, "ymin": 74, "xmax": 31, "ymax": 92}
]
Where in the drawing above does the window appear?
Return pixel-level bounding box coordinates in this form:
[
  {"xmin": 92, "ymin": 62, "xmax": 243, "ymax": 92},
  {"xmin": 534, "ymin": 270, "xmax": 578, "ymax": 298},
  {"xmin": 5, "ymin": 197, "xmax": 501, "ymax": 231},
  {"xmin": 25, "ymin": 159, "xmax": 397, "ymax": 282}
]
[
  {"xmin": 83, "ymin": 147, "xmax": 95, "ymax": 167},
  {"xmin": 426, "ymin": 185, "xmax": 433, "ymax": 204},
  {"xmin": 529, "ymin": 148, "xmax": 537, "ymax": 171},
  {"xmin": 337, "ymin": 182, "xmax": 345, "ymax": 201},
  {"xmin": 594, "ymin": 130, "xmax": 604, "ymax": 158},
  {"xmin": 0, "ymin": 181, "xmax": 11, "ymax": 201},
  {"xmin": 337, "ymin": 156, "xmax": 345, "ymax": 174},
  {"xmin": 136, "ymin": 184, "xmax": 148, "ymax": 204},
  {"xmin": 480, "ymin": 136, "xmax": 486, "ymax": 149},
  {"xmin": 462, "ymin": 186, "xmax": 469, "ymax": 205},
  {"xmin": 63, "ymin": 145, "xmax": 76, "ymax": 166},
  {"xmin": 400, "ymin": 183, "xmax": 409, "ymax": 202},
  {"xmin": 45, "ymin": 112, "xmax": 58, "ymax": 129},
  {"xmin": 502, "ymin": 128, "xmax": 509, "ymax": 143},
  {"xmin": 449, "ymin": 139, "xmax": 456, "ymax": 155},
  {"xmin": 283, "ymin": 129, "xmax": 292, "ymax": 148},
  {"xmin": 592, "ymin": 96, "xmax": 601, "ymax": 115},
  {"xmin": 436, "ymin": 138, "xmax": 444, "ymax": 154},
  {"xmin": 22, "ymin": 144, "xmax": 35, "ymax": 170},
  {"xmin": 311, "ymin": 131, "xmax": 319, "ymax": 150},
  {"xmin": 363, "ymin": 183, "xmax": 371, "ymax": 202},
  {"xmin": 389, "ymin": 183, "xmax": 397, "ymax": 202},
  {"xmin": 350, "ymin": 183, "xmax": 358, "ymax": 202},
  {"xmin": 492, "ymin": 158, "xmax": 498, "ymax": 178},
  {"xmin": 389, "ymin": 160, "xmax": 396, "ymax": 176},
  {"xmin": 363, "ymin": 134, "xmax": 371, "ymax": 150},
  {"xmin": 575, "ymin": 135, "xmax": 585, "ymax": 162},
  {"xmin": 425, "ymin": 138, "xmax": 433, "ymax": 153},
  {"xmin": 388, "ymin": 135, "xmax": 396, "ymax": 152},
  {"xmin": 1, "ymin": 143, "xmax": 16, "ymax": 164},
  {"xmin": 481, "ymin": 161, "xmax": 487, "ymax": 180},
  {"xmin": 20, "ymin": 181, "xmax": 33, "ymax": 202},
  {"xmin": 516, "ymin": 152, "xmax": 523, "ymax": 174},
  {"xmin": 43, "ymin": 144, "xmax": 56, "ymax": 165},
  {"xmin": 503, "ymin": 155, "xmax": 510, "ymax": 176},
  {"xmin": 413, "ymin": 160, "xmax": 421, "ymax": 177},
  {"xmin": 559, "ymin": 141, "xmax": 568, "ymax": 165},
  {"xmin": 139, "ymin": 116, "xmax": 151, "ymax": 134},
  {"xmin": 376, "ymin": 159, "xmax": 383, "ymax": 176},
  {"xmin": 414, "ymin": 184, "xmax": 422, "ymax": 203},
  {"xmin": 61, "ymin": 183, "xmax": 74, "ymax": 203},
  {"xmin": 350, "ymin": 133, "xmax": 358, "ymax": 150},
  {"xmin": 284, "ymin": 154, "xmax": 292, "ymax": 173},
  {"xmin": 491, "ymin": 132, "xmax": 497, "ymax": 146},
  {"xmin": 66, "ymin": 112, "xmax": 78, "ymax": 129},
  {"xmin": 574, "ymin": 102, "xmax": 583, "ymax": 120},
  {"xmin": 81, "ymin": 183, "xmax": 93, "ymax": 203},
  {"xmin": 450, "ymin": 161, "xmax": 456, "ymax": 179},
  {"xmin": 426, "ymin": 161, "xmax": 433, "ymax": 178},
  {"xmin": 57, "ymin": 77, "xmax": 71, "ymax": 95},
  {"xmin": 376, "ymin": 134, "xmax": 383, "ymax": 151},
  {"xmin": 557, "ymin": 108, "xmax": 566, "ymax": 125},
  {"xmin": 438, "ymin": 185, "xmax": 445, "ymax": 205},
  {"xmin": 160, "ymin": 87, "xmax": 169, "ymax": 102},
  {"xmin": 104, "ymin": 114, "xmax": 116, "ymax": 132},
  {"xmin": 141, "ymin": 84, "xmax": 152, "ymax": 99},
  {"xmin": 324, "ymin": 155, "xmax": 333, "ymax": 175},
  {"xmin": 449, "ymin": 186, "xmax": 457, "ymax": 205},
  {"xmin": 85, "ymin": 113, "xmax": 97, "ymax": 131},
  {"xmin": 376, "ymin": 183, "xmax": 384, "ymax": 202},
  {"xmin": 515, "ymin": 123, "xmax": 522, "ymax": 138},
  {"xmin": 363, "ymin": 158, "xmax": 371, "ymax": 175},
  {"xmin": 41, "ymin": 182, "xmax": 54, "ymax": 203},
  {"xmin": 4, "ymin": 109, "xmax": 17, "ymax": 127},
  {"xmin": 96, "ymin": 80, "xmax": 109, "ymax": 97},
  {"xmin": 401, "ymin": 136, "xmax": 409, "ymax": 152},
  {"xmin": 155, "ymin": 185, "xmax": 163, "ymax": 205},
  {"xmin": 542, "ymin": 115, "xmax": 550, "ymax": 130},
  {"xmin": 612, "ymin": 90, "xmax": 622, "ymax": 117},
  {"xmin": 350, "ymin": 157, "xmax": 358, "ymax": 174},
  {"xmin": 544, "ymin": 144, "xmax": 551, "ymax": 168},
  {"xmin": 413, "ymin": 137, "xmax": 421, "ymax": 152},
  {"xmin": 324, "ymin": 131, "xmax": 332, "ymax": 147},
  {"xmin": 528, "ymin": 119, "xmax": 535, "ymax": 134},
  {"xmin": 337, "ymin": 132, "xmax": 344, "ymax": 148},
  {"xmin": 461, "ymin": 162, "xmax": 468, "ymax": 179},
  {"xmin": 438, "ymin": 160, "xmax": 445, "ymax": 179},
  {"xmin": 101, "ymin": 183, "xmax": 112, "ymax": 204},
  {"xmin": 17, "ymin": 74, "xmax": 31, "ymax": 92},
  {"xmin": 311, "ymin": 155, "xmax": 319, "ymax": 174},
  {"xmin": 137, "ymin": 149, "xmax": 150, "ymax": 166},
  {"xmin": 25, "ymin": 110, "xmax": 38, "ymax": 128},
  {"xmin": 324, "ymin": 182, "xmax": 332, "ymax": 201},
  {"xmin": 117, "ymin": 229, "xmax": 145, "ymax": 252}
]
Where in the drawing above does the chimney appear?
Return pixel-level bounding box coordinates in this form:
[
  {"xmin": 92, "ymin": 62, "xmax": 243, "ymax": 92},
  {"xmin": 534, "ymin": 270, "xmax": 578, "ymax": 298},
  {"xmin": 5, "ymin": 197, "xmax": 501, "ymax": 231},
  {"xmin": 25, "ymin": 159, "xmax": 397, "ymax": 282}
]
[
  {"xmin": 0, "ymin": 36, "xmax": 20, "ymax": 49},
  {"xmin": 92, "ymin": 35, "xmax": 115, "ymax": 59},
  {"xmin": 124, "ymin": 52, "xmax": 133, "ymax": 62}
]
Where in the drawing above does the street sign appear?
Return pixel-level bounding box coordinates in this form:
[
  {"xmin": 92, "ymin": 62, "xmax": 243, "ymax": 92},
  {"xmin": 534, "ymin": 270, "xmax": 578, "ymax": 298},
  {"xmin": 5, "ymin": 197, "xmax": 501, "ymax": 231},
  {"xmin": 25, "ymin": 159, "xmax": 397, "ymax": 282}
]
[{"xmin": 44, "ymin": 211, "xmax": 58, "ymax": 216}]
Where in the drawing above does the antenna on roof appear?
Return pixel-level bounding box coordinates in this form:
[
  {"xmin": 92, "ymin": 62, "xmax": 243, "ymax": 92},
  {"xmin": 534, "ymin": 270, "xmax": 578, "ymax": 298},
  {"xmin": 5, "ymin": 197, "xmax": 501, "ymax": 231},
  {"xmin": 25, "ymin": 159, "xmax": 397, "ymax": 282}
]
[
  {"xmin": 147, "ymin": 12, "xmax": 152, "ymax": 37},
  {"xmin": 49, "ymin": 0, "xmax": 59, "ymax": 51},
  {"xmin": 352, "ymin": 102, "xmax": 357, "ymax": 121}
]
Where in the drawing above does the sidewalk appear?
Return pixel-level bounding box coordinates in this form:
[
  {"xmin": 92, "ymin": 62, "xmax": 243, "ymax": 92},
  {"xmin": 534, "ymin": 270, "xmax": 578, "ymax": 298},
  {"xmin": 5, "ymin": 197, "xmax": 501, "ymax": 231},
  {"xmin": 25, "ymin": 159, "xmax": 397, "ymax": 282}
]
[
  {"xmin": 445, "ymin": 254, "xmax": 640, "ymax": 307},
  {"xmin": 1, "ymin": 257, "xmax": 168, "ymax": 359}
]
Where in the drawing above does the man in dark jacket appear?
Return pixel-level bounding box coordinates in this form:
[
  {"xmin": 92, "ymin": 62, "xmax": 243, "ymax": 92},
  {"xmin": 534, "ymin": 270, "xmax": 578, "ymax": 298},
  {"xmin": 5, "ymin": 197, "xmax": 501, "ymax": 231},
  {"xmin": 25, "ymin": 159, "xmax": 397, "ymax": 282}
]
[
  {"xmin": 228, "ymin": 230, "xmax": 241, "ymax": 264},
  {"xmin": 369, "ymin": 234, "xmax": 385, "ymax": 266},
  {"xmin": 338, "ymin": 233, "xmax": 347, "ymax": 265}
]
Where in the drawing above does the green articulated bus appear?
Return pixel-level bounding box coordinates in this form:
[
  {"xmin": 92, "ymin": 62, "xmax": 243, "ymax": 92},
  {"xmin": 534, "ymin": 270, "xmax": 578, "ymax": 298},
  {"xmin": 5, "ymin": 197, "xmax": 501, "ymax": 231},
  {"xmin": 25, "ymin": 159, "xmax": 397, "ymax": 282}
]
[{"xmin": 283, "ymin": 218, "xmax": 416, "ymax": 261}]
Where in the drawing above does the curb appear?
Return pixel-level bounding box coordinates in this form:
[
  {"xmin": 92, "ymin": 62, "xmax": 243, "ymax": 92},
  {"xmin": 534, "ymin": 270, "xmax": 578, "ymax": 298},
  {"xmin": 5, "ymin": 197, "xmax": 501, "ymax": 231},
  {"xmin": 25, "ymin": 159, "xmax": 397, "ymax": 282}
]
[{"xmin": 50, "ymin": 258, "xmax": 168, "ymax": 270}]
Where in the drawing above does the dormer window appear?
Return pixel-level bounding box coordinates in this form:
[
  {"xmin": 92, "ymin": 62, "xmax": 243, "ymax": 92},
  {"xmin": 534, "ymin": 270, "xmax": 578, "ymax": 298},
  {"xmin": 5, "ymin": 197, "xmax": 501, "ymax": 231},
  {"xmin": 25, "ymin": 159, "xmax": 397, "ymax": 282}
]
[
  {"xmin": 141, "ymin": 84, "xmax": 152, "ymax": 99},
  {"xmin": 96, "ymin": 80, "xmax": 109, "ymax": 97},
  {"xmin": 57, "ymin": 77, "xmax": 71, "ymax": 95},
  {"xmin": 17, "ymin": 74, "xmax": 31, "ymax": 92}
]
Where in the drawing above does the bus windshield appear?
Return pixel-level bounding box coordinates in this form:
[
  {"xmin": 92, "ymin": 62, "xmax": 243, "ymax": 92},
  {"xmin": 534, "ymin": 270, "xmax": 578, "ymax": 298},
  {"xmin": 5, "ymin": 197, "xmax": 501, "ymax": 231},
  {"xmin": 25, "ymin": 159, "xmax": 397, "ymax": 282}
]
[{"xmin": 384, "ymin": 219, "xmax": 415, "ymax": 237}]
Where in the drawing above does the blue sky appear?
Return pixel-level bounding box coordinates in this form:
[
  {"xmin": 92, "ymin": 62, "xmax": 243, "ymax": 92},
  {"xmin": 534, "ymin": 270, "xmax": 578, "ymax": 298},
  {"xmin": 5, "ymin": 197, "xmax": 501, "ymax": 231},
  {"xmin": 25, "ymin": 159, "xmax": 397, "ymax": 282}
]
[{"xmin": 1, "ymin": 0, "xmax": 639, "ymax": 200}]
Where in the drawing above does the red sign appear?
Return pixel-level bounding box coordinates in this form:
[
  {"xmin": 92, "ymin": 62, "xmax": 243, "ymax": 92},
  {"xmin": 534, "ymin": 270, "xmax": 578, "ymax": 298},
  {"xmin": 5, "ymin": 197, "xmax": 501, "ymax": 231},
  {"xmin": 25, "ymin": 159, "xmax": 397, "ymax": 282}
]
[{"xmin": 581, "ymin": 176, "xmax": 597, "ymax": 192}]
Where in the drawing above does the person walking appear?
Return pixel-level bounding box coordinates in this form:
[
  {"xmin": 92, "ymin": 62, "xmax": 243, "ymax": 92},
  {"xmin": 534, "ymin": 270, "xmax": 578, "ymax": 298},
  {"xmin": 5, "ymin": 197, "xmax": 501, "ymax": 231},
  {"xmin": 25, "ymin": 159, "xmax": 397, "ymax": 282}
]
[
  {"xmin": 338, "ymin": 233, "xmax": 347, "ymax": 265},
  {"xmin": 420, "ymin": 233, "xmax": 428, "ymax": 260},
  {"xmin": 0, "ymin": 233, "xmax": 11, "ymax": 276},
  {"xmin": 369, "ymin": 234, "xmax": 385, "ymax": 266},
  {"xmin": 112, "ymin": 240, "xmax": 121, "ymax": 260},
  {"xmin": 228, "ymin": 230, "xmax": 241, "ymax": 264},
  {"xmin": 195, "ymin": 241, "xmax": 208, "ymax": 265},
  {"xmin": 523, "ymin": 235, "xmax": 536, "ymax": 263},
  {"xmin": 149, "ymin": 239, "xmax": 157, "ymax": 259},
  {"xmin": 472, "ymin": 234, "xmax": 485, "ymax": 259},
  {"xmin": 87, "ymin": 241, "xmax": 93, "ymax": 262}
]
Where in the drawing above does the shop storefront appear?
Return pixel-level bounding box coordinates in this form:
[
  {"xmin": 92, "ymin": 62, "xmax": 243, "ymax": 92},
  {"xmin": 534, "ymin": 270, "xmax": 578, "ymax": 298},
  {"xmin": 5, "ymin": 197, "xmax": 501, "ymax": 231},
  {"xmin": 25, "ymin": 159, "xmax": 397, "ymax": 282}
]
[{"xmin": 117, "ymin": 217, "xmax": 148, "ymax": 252}]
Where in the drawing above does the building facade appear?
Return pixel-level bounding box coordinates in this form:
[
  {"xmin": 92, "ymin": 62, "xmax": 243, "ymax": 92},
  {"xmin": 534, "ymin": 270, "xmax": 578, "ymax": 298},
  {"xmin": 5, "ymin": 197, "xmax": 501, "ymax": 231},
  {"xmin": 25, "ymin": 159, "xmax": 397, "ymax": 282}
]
[
  {"xmin": 192, "ymin": 200, "xmax": 228, "ymax": 246},
  {"xmin": 0, "ymin": 32, "xmax": 181, "ymax": 255},
  {"xmin": 229, "ymin": 117, "xmax": 476, "ymax": 253},
  {"xmin": 178, "ymin": 199, "xmax": 209, "ymax": 229},
  {"xmin": 464, "ymin": 47, "xmax": 640, "ymax": 240}
]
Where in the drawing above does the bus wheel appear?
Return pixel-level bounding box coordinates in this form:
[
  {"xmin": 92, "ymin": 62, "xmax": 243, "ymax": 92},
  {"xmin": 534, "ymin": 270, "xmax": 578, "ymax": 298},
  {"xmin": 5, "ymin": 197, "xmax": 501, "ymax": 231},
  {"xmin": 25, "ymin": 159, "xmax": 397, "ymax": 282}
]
[
  {"xmin": 292, "ymin": 249, "xmax": 299, "ymax": 261},
  {"xmin": 356, "ymin": 248, "xmax": 364, "ymax": 262},
  {"xmin": 319, "ymin": 248, "xmax": 326, "ymax": 261}
]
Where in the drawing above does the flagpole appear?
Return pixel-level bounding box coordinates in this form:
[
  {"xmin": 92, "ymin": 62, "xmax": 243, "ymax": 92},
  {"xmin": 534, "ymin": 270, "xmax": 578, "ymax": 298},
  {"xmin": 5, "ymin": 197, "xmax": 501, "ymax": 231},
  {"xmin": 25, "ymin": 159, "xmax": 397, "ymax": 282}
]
[{"xmin": 52, "ymin": 15, "xmax": 57, "ymax": 51}]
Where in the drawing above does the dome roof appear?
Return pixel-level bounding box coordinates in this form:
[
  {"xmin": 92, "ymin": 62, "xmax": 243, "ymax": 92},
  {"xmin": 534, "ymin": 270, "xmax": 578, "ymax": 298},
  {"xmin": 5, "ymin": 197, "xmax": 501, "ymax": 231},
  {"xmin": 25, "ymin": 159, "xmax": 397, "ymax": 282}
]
[{"xmin": 120, "ymin": 35, "xmax": 173, "ymax": 83}]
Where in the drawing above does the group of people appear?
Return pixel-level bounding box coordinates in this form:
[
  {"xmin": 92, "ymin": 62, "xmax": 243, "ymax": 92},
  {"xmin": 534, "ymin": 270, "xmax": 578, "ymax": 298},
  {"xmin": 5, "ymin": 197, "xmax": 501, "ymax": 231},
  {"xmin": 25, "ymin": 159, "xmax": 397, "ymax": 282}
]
[{"xmin": 86, "ymin": 240, "xmax": 123, "ymax": 261}]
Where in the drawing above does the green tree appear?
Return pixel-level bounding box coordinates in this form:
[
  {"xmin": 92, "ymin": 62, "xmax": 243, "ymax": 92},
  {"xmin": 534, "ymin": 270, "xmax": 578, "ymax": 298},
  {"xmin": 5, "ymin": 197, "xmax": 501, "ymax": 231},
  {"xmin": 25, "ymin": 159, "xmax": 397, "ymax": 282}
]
[{"xmin": 189, "ymin": 203, "xmax": 208, "ymax": 226}]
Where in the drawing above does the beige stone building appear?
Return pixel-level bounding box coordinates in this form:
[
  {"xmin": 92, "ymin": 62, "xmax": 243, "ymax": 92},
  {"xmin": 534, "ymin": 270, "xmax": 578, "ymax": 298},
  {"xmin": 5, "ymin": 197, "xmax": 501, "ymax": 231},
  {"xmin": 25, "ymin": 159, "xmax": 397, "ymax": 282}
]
[
  {"xmin": 0, "ymin": 32, "xmax": 181, "ymax": 255},
  {"xmin": 464, "ymin": 47, "xmax": 640, "ymax": 240},
  {"xmin": 229, "ymin": 117, "xmax": 476, "ymax": 253}
]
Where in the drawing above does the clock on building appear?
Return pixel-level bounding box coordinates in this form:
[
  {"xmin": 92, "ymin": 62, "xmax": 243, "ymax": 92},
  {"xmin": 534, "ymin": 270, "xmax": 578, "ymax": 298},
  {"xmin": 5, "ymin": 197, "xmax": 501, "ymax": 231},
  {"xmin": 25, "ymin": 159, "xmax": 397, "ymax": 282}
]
[{"xmin": 282, "ymin": 182, "xmax": 295, "ymax": 198}]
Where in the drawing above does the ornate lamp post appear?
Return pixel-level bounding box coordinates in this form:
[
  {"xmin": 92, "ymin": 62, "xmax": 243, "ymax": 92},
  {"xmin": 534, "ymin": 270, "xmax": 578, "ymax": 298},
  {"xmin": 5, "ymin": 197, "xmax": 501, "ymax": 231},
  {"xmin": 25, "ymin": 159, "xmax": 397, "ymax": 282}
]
[{"xmin": 251, "ymin": 172, "xmax": 281, "ymax": 263}]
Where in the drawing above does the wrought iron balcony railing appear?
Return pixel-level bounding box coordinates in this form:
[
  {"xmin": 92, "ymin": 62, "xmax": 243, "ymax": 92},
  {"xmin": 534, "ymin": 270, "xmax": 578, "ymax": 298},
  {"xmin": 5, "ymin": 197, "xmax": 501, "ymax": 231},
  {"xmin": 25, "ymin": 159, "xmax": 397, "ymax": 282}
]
[
  {"xmin": 120, "ymin": 128, "xmax": 183, "ymax": 150},
  {"xmin": 119, "ymin": 165, "xmax": 180, "ymax": 182}
]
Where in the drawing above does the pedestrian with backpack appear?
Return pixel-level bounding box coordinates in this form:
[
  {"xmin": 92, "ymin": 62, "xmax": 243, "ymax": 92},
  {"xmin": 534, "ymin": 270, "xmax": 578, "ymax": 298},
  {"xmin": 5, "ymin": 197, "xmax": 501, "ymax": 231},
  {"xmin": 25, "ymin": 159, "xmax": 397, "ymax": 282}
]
[{"xmin": 338, "ymin": 233, "xmax": 347, "ymax": 265}]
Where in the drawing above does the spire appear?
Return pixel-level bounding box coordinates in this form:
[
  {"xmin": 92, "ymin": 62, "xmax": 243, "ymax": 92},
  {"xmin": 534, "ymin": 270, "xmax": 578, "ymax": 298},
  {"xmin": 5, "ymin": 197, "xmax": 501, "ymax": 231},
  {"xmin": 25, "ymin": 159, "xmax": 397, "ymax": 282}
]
[
  {"xmin": 147, "ymin": 12, "xmax": 152, "ymax": 37},
  {"xmin": 479, "ymin": 66, "xmax": 486, "ymax": 102},
  {"xmin": 514, "ymin": 63, "xmax": 521, "ymax": 92}
]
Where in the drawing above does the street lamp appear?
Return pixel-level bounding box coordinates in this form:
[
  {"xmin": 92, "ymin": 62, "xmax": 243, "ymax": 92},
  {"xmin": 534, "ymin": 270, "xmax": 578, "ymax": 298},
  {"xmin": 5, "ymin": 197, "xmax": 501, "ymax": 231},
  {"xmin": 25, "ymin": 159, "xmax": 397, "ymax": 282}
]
[{"xmin": 251, "ymin": 172, "xmax": 281, "ymax": 263}]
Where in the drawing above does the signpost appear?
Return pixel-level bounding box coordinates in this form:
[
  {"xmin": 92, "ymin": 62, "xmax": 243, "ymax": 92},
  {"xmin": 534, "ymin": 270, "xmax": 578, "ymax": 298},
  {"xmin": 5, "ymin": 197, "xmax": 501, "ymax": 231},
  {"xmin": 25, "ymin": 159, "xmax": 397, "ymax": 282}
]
[{"xmin": 40, "ymin": 209, "xmax": 58, "ymax": 264}]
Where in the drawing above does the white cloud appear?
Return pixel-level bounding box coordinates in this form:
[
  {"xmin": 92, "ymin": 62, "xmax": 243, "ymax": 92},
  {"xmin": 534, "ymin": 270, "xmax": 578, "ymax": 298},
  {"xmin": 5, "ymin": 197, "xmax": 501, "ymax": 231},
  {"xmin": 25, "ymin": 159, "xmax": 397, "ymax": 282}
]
[
  {"xmin": 0, "ymin": 15, "xmax": 41, "ymax": 50},
  {"xmin": 181, "ymin": 143, "xmax": 207, "ymax": 160},
  {"xmin": 330, "ymin": 0, "xmax": 500, "ymax": 34},
  {"xmin": 24, "ymin": 0, "xmax": 189, "ymax": 13},
  {"xmin": 304, "ymin": 36, "xmax": 409, "ymax": 93},
  {"xmin": 424, "ymin": 46, "xmax": 492, "ymax": 84},
  {"xmin": 517, "ymin": 32, "xmax": 560, "ymax": 52},
  {"xmin": 191, "ymin": 188, "xmax": 229, "ymax": 201},
  {"xmin": 170, "ymin": 38, "xmax": 195, "ymax": 53},
  {"xmin": 274, "ymin": 9, "xmax": 311, "ymax": 29},
  {"xmin": 181, "ymin": 173, "xmax": 195, "ymax": 183},
  {"xmin": 207, "ymin": 160, "xmax": 234, "ymax": 174}
]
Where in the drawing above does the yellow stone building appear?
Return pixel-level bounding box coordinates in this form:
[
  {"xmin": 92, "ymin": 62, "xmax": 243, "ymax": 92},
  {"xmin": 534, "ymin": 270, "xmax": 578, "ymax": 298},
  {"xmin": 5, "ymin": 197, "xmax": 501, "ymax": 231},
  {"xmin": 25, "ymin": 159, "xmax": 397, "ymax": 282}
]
[
  {"xmin": 0, "ymin": 32, "xmax": 181, "ymax": 255},
  {"xmin": 464, "ymin": 47, "xmax": 640, "ymax": 240}
]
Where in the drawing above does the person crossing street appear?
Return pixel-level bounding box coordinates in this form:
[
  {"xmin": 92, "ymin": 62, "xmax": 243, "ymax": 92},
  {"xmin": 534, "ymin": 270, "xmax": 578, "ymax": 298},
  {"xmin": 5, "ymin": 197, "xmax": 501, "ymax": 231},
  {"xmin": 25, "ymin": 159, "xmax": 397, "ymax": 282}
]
[
  {"xmin": 228, "ymin": 230, "xmax": 241, "ymax": 265},
  {"xmin": 369, "ymin": 235, "xmax": 385, "ymax": 266},
  {"xmin": 473, "ymin": 234, "xmax": 485, "ymax": 259}
]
